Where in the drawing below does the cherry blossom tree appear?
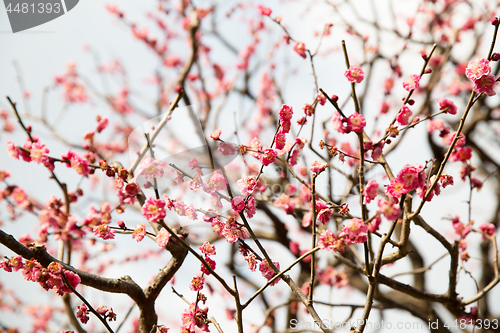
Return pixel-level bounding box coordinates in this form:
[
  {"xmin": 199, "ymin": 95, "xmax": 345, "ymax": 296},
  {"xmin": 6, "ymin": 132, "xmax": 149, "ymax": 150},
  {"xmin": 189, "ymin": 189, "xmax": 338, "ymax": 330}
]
[{"xmin": 1, "ymin": 1, "xmax": 500, "ymax": 333}]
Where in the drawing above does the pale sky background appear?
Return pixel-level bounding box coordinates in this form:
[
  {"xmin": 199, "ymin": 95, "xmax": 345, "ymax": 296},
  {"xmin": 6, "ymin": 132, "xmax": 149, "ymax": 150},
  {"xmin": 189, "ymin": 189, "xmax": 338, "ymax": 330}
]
[{"xmin": 0, "ymin": 1, "xmax": 499, "ymax": 332}]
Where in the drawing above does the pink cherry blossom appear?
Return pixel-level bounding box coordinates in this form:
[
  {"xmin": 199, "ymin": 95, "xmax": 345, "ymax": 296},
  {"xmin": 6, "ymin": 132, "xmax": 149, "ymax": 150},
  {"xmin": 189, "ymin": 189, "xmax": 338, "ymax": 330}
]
[
  {"xmin": 317, "ymin": 92, "xmax": 326, "ymax": 106},
  {"xmin": 30, "ymin": 142, "xmax": 49, "ymax": 164},
  {"xmin": 437, "ymin": 98, "xmax": 457, "ymax": 115},
  {"xmin": 6, "ymin": 141, "xmax": 19, "ymax": 159},
  {"xmin": 319, "ymin": 230, "xmax": 345, "ymax": 252},
  {"xmin": 279, "ymin": 104, "xmax": 293, "ymax": 122},
  {"xmin": 293, "ymin": 42, "xmax": 307, "ymax": 59},
  {"xmin": 385, "ymin": 177, "xmax": 407, "ymax": 198},
  {"xmin": 210, "ymin": 128, "xmax": 221, "ymax": 140},
  {"xmin": 96, "ymin": 117, "xmax": 108, "ymax": 133},
  {"xmin": 342, "ymin": 218, "xmax": 368, "ymax": 244},
  {"xmin": 331, "ymin": 112, "xmax": 349, "ymax": 134},
  {"xmin": 397, "ymin": 164, "xmax": 425, "ymax": 192},
  {"xmin": 231, "ymin": 196, "xmax": 245, "ymax": 213},
  {"xmin": 478, "ymin": 223, "xmax": 496, "ymax": 240},
  {"xmin": 258, "ymin": 4, "xmax": 272, "ymax": 16},
  {"xmin": 396, "ymin": 105, "xmax": 412, "ymax": 125},
  {"xmin": 199, "ymin": 241, "xmax": 216, "ymax": 256},
  {"xmin": 310, "ymin": 161, "xmax": 327, "ymax": 173},
  {"xmin": 260, "ymin": 147, "xmax": 277, "ymax": 166},
  {"xmin": 200, "ymin": 257, "xmax": 216, "ymax": 275},
  {"xmin": 156, "ymin": 228, "xmax": 170, "ymax": 248},
  {"xmin": 93, "ymin": 225, "xmax": 115, "ymax": 240},
  {"xmin": 443, "ymin": 132, "xmax": 466, "ymax": 147},
  {"xmin": 141, "ymin": 197, "xmax": 167, "ymax": 222},
  {"xmin": 440, "ymin": 174, "xmax": 454, "ymax": 188},
  {"xmin": 465, "ymin": 58, "xmax": 491, "ymax": 81},
  {"xmin": 189, "ymin": 275, "xmax": 205, "ymax": 291},
  {"xmin": 245, "ymin": 196, "xmax": 257, "ymax": 218},
  {"xmin": 259, "ymin": 259, "xmax": 281, "ymax": 286},
  {"xmin": 377, "ymin": 198, "xmax": 401, "ymax": 220},
  {"xmin": 344, "ymin": 65, "xmax": 364, "ymax": 83},
  {"xmin": 132, "ymin": 223, "xmax": 147, "ymax": 242},
  {"xmin": 317, "ymin": 208, "xmax": 333, "ymax": 225},
  {"xmin": 363, "ymin": 179, "xmax": 379, "ymax": 204},
  {"xmin": 402, "ymin": 74, "xmax": 421, "ymax": 91},
  {"xmin": 275, "ymin": 131, "xmax": 286, "ymax": 150},
  {"xmin": 347, "ymin": 113, "xmax": 366, "ymax": 132},
  {"xmin": 237, "ymin": 176, "xmax": 257, "ymax": 195},
  {"xmin": 76, "ymin": 303, "xmax": 89, "ymax": 324},
  {"xmin": 70, "ymin": 154, "xmax": 90, "ymax": 176},
  {"xmin": 450, "ymin": 147, "xmax": 472, "ymax": 162},
  {"xmin": 303, "ymin": 103, "xmax": 314, "ymax": 116},
  {"xmin": 472, "ymin": 74, "xmax": 497, "ymax": 96}
]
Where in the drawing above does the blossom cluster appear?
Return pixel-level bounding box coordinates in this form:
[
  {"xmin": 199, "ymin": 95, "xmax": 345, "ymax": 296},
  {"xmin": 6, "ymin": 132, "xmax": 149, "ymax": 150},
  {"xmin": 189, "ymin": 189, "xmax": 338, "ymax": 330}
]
[
  {"xmin": 0, "ymin": 258, "xmax": 80, "ymax": 296},
  {"xmin": 465, "ymin": 58, "xmax": 497, "ymax": 96}
]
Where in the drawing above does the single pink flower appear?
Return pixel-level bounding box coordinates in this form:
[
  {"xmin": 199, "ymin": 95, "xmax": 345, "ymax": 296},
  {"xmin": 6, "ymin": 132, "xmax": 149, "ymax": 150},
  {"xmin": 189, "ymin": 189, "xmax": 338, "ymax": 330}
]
[
  {"xmin": 310, "ymin": 161, "xmax": 327, "ymax": 173},
  {"xmin": 189, "ymin": 275, "xmax": 205, "ymax": 291},
  {"xmin": 317, "ymin": 208, "xmax": 333, "ymax": 225},
  {"xmin": 396, "ymin": 105, "xmax": 412, "ymax": 125},
  {"xmin": 231, "ymin": 196, "xmax": 245, "ymax": 213},
  {"xmin": 237, "ymin": 176, "xmax": 257, "ymax": 195},
  {"xmin": 347, "ymin": 113, "xmax": 366, "ymax": 132},
  {"xmin": 397, "ymin": 164, "xmax": 425, "ymax": 191},
  {"xmin": 303, "ymin": 103, "xmax": 314, "ymax": 116},
  {"xmin": 30, "ymin": 142, "xmax": 49, "ymax": 164},
  {"xmin": 472, "ymin": 74, "xmax": 497, "ymax": 96},
  {"xmin": 478, "ymin": 223, "xmax": 496, "ymax": 240},
  {"xmin": 465, "ymin": 58, "xmax": 491, "ymax": 81},
  {"xmin": 199, "ymin": 241, "xmax": 216, "ymax": 256},
  {"xmin": 93, "ymin": 225, "xmax": 115, "ymax": 240},
  {"xmin": 76, "ymin": 303, "xmax": 89, "ymax": 324},
  {"xmin": 260, "ymin": 147, "xmax": 277, "ymax": 166},
  {"xmin": 377, "ymin": 198, "xmax": 401, "ymax": 220},
  {"xmin": 279, "ymin": 104, "xmax": 293, "ymax": 122},
  {"xmin": 345, "ymin": 65, "xmax": 364, "ymax": 83},
  {"xmin": 275, "ymin": 131, "xmax": 286, "ymax": 150},
  {"xmin": 200, "ymin": 257, "xmax": 216, "ymax": 275},
  {"xmin": 210, "ymin": 128, "xmax": 221, "ymax": 140},
  {"xmin": 257, "ymin": 4, "xmax": 272, "ymax": 16},
  {"xmin": 317, "ymin": 92, "xmax": 326, "ymax": 106},
  {"xmin": 70, "ymin": 154, "xmax": 90, "ymax": 176},
  {"xmin": 450, "ymin": 147, "xmax": 472, "ymax": 162},
  {"xmin": 132, "ymin": 223, "xmax": 147, "ymax": 242},
  {"xmin": 363, "ymin": 179, "xmax": 379, "ymax": 204},
  {"xmin": 6, "ymin": 141, "xmax": 19, "ymax": 159},
  {"xmin": 342, "ymin": 218, "xmax": 368, "ymax": 244},
  {"xmin": 385, "ymin": 177, "xmax": 407, "ymax": 198},
  {"xmin": 141, "ymin": 197, "xmax": 167, "ymax": 222},
  {"xmin": 293, "ymin": 42, "xmax": 307, "ymax": 59},
  {"xmin": 156, "ymin": 228, "xmax": 170, "ymax": 248},
  {"xmin": 96, "ymin": 117, "xmax": 108, "ymax": 133},
  {"xmin": 259, "ymin": 259, "xmax": 281, "ymax": 286},
  {"xmin": 245, "ymin": 196, "xmax": 257, "ymax": 218},
  {"xmin": 437, "ymin": 98, "xmax": 457, "ymax": 115},
  {"xmin": 402, "ymin": 74, "xmax": 421, "ymax": 91},
  {"xmin": 331, "ymin": 112, "xmax": 349, "ymax": 134}
]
